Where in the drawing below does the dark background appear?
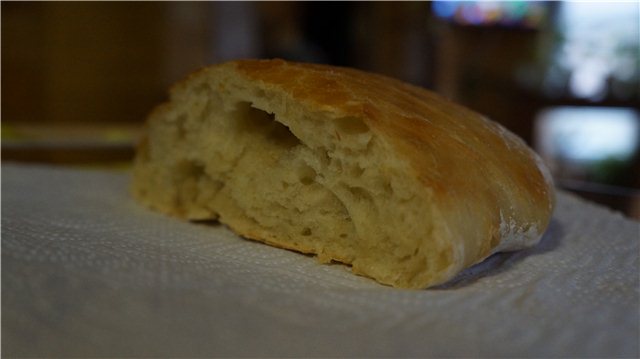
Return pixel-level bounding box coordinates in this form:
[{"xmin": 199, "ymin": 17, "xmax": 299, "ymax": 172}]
[{"xmin": 2, "ymin": 1, "xmax": 639, "ymax": 216}]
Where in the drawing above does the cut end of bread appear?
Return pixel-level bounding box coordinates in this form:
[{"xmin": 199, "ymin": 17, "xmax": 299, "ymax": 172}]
[{"xmin": 132, "ymin": 60, "xmax": 554, "ymax": 289}]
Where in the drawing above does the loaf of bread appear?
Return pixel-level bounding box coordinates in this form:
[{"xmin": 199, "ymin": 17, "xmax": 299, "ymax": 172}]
[{"xmin": 132, "ymin": 59, "xmax": 554, "ymax": 289}]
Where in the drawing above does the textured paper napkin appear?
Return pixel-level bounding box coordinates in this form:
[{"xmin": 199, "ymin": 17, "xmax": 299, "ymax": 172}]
[{"xmin": 2, "ymin": 164, "xmax": 639, "ymax": 357}]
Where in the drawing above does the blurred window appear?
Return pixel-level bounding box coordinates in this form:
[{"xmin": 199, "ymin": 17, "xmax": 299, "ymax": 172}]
[
  {"xmin": 535, "ymin": 106, "xmax": 639, "ymax": 186},
  {"xmin": 545, "ymin": 2, "xmax": 639, "ymax": 101},
  {"xmin": 536, "ymin": 107, "xmax": 639, "ymax": 164}
]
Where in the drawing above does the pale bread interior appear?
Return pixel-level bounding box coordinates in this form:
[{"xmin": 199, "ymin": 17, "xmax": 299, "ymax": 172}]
[{"xmin": 133, "ymin": 69, "xmax": 455, "ymax": 288}]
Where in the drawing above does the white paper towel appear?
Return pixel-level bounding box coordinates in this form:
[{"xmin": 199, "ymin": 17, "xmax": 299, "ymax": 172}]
[{"xmin": 2, "ymin": 164, "xmax": 639, "ymax": 357}]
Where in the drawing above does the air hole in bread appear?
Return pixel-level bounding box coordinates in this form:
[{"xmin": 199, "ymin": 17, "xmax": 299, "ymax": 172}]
[
  {"xmin": 347, "ymin": 186, "xmax": 373, "ymax": 203},
  {"xmin": 176, "ymin": 159, "xmax": 205, "ymax": 178},
  {"xmin": 335, "ymin": 116, "xmax": 369, "ymax": 135},
  {"xmin": 174, "ymin": 159, "xmax": 205, "ymax": 205},
  {"xmin": 382, "ymin": 180, "xmax": 393, "ymax": 195},
  {"xmin": 297, "ymin": 165, "xmax": 317, "ymax": 185},
  {"xmin": 350, "ymin": 164, "xmax": 365, "ymax": 178},
  {"xmin": 234, "ymin": 102, "xmax": 300, "ymax": 149}
]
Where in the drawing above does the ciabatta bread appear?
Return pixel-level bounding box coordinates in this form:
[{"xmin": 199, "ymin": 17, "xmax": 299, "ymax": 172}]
[{"xmin": 132, "ymin": 59, "xmax": 554, "ymax": 289}]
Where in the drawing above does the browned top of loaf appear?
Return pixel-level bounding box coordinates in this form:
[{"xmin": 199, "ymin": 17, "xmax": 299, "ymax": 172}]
[{"xmin": 199, "ymin": 59, "xmax": 554, "ymax": 260}]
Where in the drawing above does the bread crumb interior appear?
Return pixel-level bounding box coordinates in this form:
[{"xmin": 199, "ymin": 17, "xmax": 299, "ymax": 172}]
[{"xmin": 133, "ymin": 73, "xmax": 452, "ymax": 288}]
